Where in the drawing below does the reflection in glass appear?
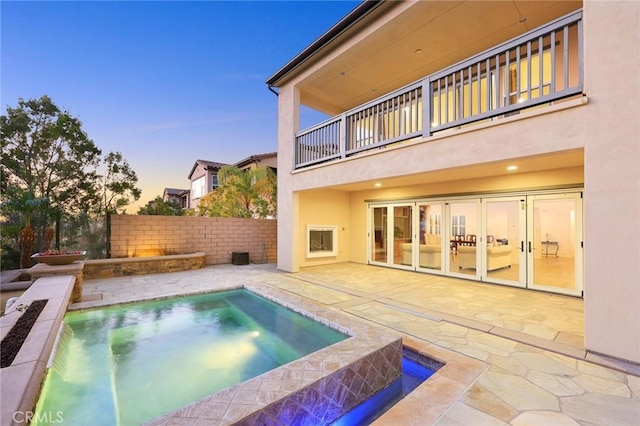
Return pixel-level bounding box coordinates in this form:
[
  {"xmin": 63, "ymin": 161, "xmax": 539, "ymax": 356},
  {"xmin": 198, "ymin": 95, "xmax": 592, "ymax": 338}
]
[
  {"xmin": 532, "ymin": 199, "xmax": 577, "ymax": 290},
  {"xmin": 485, "ymin": 200, "xmax": 519, "ymax": 283},
  {"xmin": 372, "ymin": 207, "xmax": 387, "ymax": 263},
  {"xmin": 393, "ymin": 206, "xmax": 412, "ymax": 266},
  {"xmin": 418, "ymin": 205, "xmax": 442, "ymax": 270}
]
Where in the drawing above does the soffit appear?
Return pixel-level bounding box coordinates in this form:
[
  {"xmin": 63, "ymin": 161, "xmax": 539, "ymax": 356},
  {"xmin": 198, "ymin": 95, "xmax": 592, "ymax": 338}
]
[
  {"xmin": 323, "ymin": 149, "xmax": 584, "ymax": 192},
  {"xmin": 296, "ymin": 0, "xmax": 582, "ymax": 115}
]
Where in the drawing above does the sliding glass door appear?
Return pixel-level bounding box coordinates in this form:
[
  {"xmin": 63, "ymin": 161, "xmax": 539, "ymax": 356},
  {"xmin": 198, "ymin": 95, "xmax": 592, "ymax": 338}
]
[
  {"xmin": 482, "ymin": 197, "xmax": 526, "ymax": 288},
  {"xmin": 446, "ymin": 200, "xmax": 481, "ymax": 279},
  {"xmin": 369, "ymin": 204, "xmax": 413, "ymax": 269},
  {"xmin": 416, "ymin": 203, "xmax": 445, "ymax": 272},
  {"xmin": 370, "ymin": 206, "xmax": 388, "ymax": 264},
  {"xmin": 368, "ymin": 191, "xmax": 583, "ymax": 296},
  {"xmin": 527, "ymin": 193, "xmax": 583, "ymax": 296}
]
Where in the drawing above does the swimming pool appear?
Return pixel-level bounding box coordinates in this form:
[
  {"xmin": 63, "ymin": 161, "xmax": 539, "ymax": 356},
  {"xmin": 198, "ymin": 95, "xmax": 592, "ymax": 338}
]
[{"xmin": 33, "ymin": 289, "xmax": 348, "ymax": 425}]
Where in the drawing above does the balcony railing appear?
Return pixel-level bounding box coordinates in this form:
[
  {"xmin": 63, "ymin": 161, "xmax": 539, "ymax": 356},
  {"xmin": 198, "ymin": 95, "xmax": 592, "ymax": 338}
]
[{"xmin": 294, "ymin": 10, "xmax": 583, "ymax": 170}]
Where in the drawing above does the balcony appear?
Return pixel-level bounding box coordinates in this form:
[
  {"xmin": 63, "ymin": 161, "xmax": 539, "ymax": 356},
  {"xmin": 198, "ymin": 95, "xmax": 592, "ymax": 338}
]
[{"xmin": 294, "ymin": 10, "xmax": 583, "ymax": 170}]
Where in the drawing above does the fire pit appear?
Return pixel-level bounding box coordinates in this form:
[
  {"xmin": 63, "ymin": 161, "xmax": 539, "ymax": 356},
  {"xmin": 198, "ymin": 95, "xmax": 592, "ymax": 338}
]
[{"xmin": 31, "ymin": 250, "xmax": 86, "ymax": 266}]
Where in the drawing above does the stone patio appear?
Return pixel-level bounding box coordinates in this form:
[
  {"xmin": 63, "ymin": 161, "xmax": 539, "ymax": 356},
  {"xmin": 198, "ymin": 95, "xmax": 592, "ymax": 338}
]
[{"xmin": 74, "ymin": 263, "xmax": 639, "ymax": 425}]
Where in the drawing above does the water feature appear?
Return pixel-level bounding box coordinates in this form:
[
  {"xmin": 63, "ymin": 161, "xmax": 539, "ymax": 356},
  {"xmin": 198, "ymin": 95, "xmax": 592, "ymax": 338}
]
[
  {"xmin": 331, "ymin": 352, "xmax": 438, "ymax": 425},
  {"xmin": 46, "ymin": 322, "xmax": 74, "ymax": 380},
  {"xmin": 33, "ymin": 289, "xmax": 348, "ymax": 426}
]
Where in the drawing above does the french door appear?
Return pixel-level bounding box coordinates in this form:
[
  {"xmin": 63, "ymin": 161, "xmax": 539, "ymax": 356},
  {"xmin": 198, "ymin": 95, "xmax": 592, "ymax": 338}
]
[
  {"xmin": 526, "ymin": 193, "xmax": 583, "ymax": 296},
  {"xmin": 368, "ymin": 191, "xmax": 583, "ymax": 296},
  {"xmin": 446, "ymin": 200, "xmax": 481, "ymax": 280},
  {"xmin": 369, "ymin": 204, "xmax": 413, "ymax": 269},
  {"xmin": 416, "ymin": 202, "xmax": 445, "ymax": 273},
  {"xmin": 481, "ymin": 197, "xmax": 527, "ymax": 288}
]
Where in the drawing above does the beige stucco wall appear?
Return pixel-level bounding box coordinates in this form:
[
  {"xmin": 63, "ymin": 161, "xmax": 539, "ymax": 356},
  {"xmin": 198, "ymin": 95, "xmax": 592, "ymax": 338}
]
[
  {"xmin": 275, "ymin": 2, "xmax": 640, "ymax": 363},
  {"xmin": 298, "ymin": 189, "xmax": 351, "ymax": 267},
  {"xmin": 189, "ymin": 162, "xmax": 208, "ymax": 208},
  {"xmin": 110, "ymin": 215, "xmax": 277, "ymax": 265},
  {"xmin": 259, "ymin": 156, "xmax": 278, "ymax": 169},
  {"xmin": 277, "ymin": 86, "xmax": 300, "ymax": 272},
  {"xmin": 582, "ymin": 1, "xmax": 640, "ymax": 363}
]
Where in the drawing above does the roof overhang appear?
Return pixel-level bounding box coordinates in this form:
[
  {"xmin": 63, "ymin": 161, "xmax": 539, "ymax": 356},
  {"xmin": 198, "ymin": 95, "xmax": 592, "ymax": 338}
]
[{"xmin": 267, "ymin": 0, "xmax": 582, "ymax": 116}]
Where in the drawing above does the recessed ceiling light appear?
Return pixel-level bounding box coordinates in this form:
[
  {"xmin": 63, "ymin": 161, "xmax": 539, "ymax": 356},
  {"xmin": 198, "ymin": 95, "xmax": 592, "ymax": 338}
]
[
  {"xmin": 507, "ymin": 165, "xmax": 518, "ymax": 171},
  {"xmin": 374, "ymin": 183, "xmax": 382, "ymax": 187}
]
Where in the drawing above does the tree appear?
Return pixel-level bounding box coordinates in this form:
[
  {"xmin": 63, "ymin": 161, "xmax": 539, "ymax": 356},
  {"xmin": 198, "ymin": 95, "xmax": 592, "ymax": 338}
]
[
  {"xmin": 0, "ymin": 187, "xmax": 49, "ymax": 267},
  {"xmin": 1, "ymin": 96, "xmax": 102, "ymax": 221},
  {"xmin": 138, "ymin": 196, "xmax": 185, "ymax": 216},
  {"xmin": 1, "ymin": 95, "xmax": 141, "ymax": 261},
  {"xmin": 196, "ymin": 165, "xmax": 276, "ymax": 218},
  {"xmin": 98, "ymin": 151, "xmax": 141, "ymax": 214}
]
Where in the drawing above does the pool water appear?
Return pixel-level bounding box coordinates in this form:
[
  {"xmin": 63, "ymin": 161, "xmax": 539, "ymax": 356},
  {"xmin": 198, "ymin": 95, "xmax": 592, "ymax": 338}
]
[{"xmin": 33, "ymin": 290, "xmax": 348, "ymax": 426}]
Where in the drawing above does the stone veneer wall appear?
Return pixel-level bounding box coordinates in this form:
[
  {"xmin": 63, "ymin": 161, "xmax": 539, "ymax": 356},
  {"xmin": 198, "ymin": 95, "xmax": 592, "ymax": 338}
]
[
  {"xmin": 83, "ymin": 253, "xmax": 206, "ymax": 280},
  {"xmin": 237, "ymin": 340, "xmax": 403, "ymax": 425},
  {"xmin": 109, "ymin": 215, "xmax": 277, "ymax": 265}
]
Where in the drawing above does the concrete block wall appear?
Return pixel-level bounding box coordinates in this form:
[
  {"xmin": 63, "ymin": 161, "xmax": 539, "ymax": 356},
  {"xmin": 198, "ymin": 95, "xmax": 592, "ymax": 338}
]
[{"xmin": 109, "ymin": 215, "xmax": 277, "ymax": 265}]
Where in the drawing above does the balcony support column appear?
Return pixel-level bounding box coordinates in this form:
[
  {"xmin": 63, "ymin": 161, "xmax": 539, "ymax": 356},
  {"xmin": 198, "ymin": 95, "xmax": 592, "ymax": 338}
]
[{"xmin": 277, "ymin": 84, "xmax": 301, "ymax": 272}]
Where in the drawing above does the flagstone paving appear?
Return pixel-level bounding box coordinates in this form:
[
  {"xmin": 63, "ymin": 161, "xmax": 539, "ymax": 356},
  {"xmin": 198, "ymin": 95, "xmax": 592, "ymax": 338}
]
[{"xmin": 77, "ymin": 263, "xmax": 640, "ymax": 425}]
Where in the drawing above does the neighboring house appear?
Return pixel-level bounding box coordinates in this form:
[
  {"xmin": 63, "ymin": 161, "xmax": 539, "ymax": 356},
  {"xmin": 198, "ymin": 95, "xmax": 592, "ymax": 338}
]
[
  {"xmin": 234, "ymin": 152, "xmax": 277, "ymax": 175},
  {"xmin": 162, "ymin": 187, "xmax": 190, "ymax": 209},
  {"xmin": 187, "ymin": 160, "xmax": 229, "ymax": 208},
  {"xmin": 267, "ymin": 1, "xmax": 639, "ymax": 365},
  {"xmin": 187, "ymin": 153, "xmax": 278, "ymax": 209}
]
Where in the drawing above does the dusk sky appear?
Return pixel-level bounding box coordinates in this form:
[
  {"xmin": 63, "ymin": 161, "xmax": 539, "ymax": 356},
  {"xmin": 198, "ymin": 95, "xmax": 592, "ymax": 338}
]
[{"xmin": 1, "ymin": 0, "xmax": 360, "ymax": 211}]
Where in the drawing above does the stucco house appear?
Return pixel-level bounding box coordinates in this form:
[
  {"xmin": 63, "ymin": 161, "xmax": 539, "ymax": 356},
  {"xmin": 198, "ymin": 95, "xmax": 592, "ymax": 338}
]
[
  {"xmin": 187, "ymin": 153, "xmax": 278, "ymax": 209},
  {"xmin": 187, "ymin": 160, "xmax": 229, "ymax": 208},
  {"xmin": 267, "ymin": 1, "xmax": 639, "ymax": 364},
  {"xmin": 234, "ymin": 152, "xmax": 278, "ymax": 174},
  {"xmin": 162, "ymin": 187, "xmax": 190, "ymax": 209}
]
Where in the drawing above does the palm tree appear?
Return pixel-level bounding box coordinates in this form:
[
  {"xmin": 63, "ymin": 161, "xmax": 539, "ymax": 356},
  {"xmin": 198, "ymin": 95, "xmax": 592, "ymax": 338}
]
[
  {"xmin": 1, "ymin": 187, "xmax": 50, "ymax": 267},
  {"xmin": 199, "ymin": 165, "xmax": 276, "ymax": 218}
]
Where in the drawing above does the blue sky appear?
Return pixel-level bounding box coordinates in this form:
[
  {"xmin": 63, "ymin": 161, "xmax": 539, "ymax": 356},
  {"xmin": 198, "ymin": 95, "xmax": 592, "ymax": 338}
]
[{"xmin": 1, "ymin": 0, "xmax": 359, "ymax": 211}]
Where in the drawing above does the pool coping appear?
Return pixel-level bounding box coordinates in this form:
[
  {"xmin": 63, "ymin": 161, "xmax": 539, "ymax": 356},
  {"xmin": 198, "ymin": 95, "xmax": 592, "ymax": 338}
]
[{"xmin": 0, "ymin": 275, "xmax": 75, "ymax": 426}]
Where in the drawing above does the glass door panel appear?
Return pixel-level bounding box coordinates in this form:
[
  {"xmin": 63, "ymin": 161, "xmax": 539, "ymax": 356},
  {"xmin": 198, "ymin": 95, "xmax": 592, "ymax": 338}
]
[
  {"xmin": 392, "ymin": 205, "xmax": 413, "ymax": 267},
  {"xmin": 417, "ymin": 203, "xmax": 444, "ymax": 271},
  {"xmin": 527, "ymin": 193, "xmax": 583, "ymax": 296},
  {"xmin": 447, "ymin": 200, "xmax": 480, "ymax": 278},
  {"xmin": 482, "ymin": 197, "xmax": 526, "ymax": 287},
  {"xmin": 370, "ymin": 206, "xmax": 388, "ymax": 264}
]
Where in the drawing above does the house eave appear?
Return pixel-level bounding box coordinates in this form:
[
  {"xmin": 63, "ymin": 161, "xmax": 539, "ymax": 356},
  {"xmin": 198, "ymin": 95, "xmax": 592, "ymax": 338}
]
[{"xmin": 265, "ymin": 0, "xmax": 385, "ymax": 87}]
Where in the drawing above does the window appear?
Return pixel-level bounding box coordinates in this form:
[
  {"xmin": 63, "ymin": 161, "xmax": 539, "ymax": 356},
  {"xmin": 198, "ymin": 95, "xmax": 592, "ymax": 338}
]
[
  {"xmin": 452, "ymin": 215, "xmax": 466, "ymax": 236},
  {"xmin": 429, "ymin": 214, "xmax": 441, "ymax": 234},
  {"xmin": 191, "ymin": 176, "xmax": 206, "ymax": 198},
  {"xmin": 211, "ymin": 174, "xmax": 219, "ymax": 190}
]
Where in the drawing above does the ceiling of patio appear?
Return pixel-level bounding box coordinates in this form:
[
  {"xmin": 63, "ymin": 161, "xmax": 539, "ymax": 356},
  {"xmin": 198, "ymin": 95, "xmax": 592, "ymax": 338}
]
[
  {"xmin": 298, "ymin": 0, "xmax": 582, "ymax": 115},
  {"xmin": 324, "ymin": 149, "xmax": 584, "ymax": 193}
]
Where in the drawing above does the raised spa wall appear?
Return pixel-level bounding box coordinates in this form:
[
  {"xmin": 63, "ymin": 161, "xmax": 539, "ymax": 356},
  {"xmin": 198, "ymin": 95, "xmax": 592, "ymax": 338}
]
[{"xmin": 83, "ymin": 252, "xmax": 206, "ymax": 280}]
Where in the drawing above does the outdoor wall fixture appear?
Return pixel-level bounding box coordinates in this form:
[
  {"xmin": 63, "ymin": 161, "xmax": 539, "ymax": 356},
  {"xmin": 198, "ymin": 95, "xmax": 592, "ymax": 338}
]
[{"xmin": 306, "ymin": 225, "xmax": 338, "ymax": 258}]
